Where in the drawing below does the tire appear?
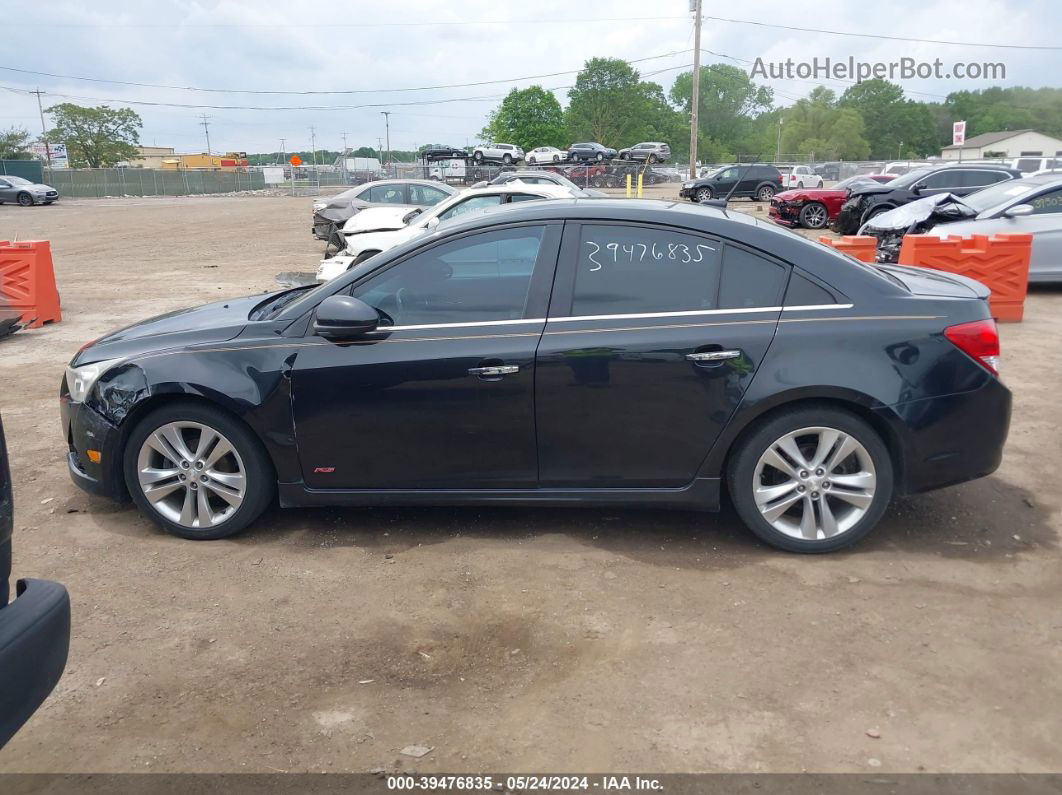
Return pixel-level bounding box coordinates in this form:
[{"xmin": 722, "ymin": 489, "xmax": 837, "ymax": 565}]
[
  {"xmin": 17, "ymin": 192, "xmax": 33, "ymax": 207},
  {"xmin": 552, "ymin": 154, "xmax": 560, "ymax": 163},
  {"xmin": 473, "ymin": 151, "xmax": 483, "ymax": 163},
  {"xmin": 596, "ymin": 153, "xmax": 604, "ymax": 162},
  {"xmin": 797, "ymin": 181, "xmax": 804, "ymax": 189},
  {"xmin": 695, "ymin": 186, "xmax": 713, "ymax": 202},
  {"xmin": 648, "ymin": 154, "xmax": 658, "ymax": 164},
  {"xmin": 528, "ymin": 156, "xmax": 536, "ymax": 164},
  {"xmin": 756, "ymin": 184, "xmax": 776, "ymax": 201},
  {"xmin": 727, "ymin": 405, "xmax": 894, "ymax": 554},
  {"xmin": 502, "ymin": 153, "xmax": 512, "ymax": 164},
  {"xmin": 570, "ymin": 153, "xmax": 580, "ymax": 162},
  {"xmin": 123, "ymin": 402, "xmax": 275, "ymax": 540},
  {"xmin": 798, "ymin": 202, "xmax": 828, "ymax": 229},
  {"xmin": 352, "ymin": 250, "xmax": 380, "ymax": 267}
]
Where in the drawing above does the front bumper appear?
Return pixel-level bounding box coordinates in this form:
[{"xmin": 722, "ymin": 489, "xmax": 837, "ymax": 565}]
[
  {"xmin": 833, "ymin": 201, "xmax": 864, "ymax": 234},
  {"xmin": 60, "ymin": 394, "xmax": 126, "ymax": 501},
  {"xmin": 769, "ymin": 201, "xmax": 800, "ymax": 227},
  {"xmin": 0, "ymin": 578, "xmax": 70, "ymax": 747}
]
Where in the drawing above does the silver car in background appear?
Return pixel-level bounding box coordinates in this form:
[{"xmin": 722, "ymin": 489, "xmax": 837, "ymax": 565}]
[
  {"xmin": 0, "ymin": 176, "xmax": 59, "ymax": 206},
  {"xmin": 920, "ymin": 174, "xmax": 1062, "ymax": 283}
]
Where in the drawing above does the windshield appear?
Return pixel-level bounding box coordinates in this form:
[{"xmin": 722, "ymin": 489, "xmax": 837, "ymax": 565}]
[
  {"xmin": 886, "ymin": 167, "xmax": 935, "ymax": 189},
  {"xmin": 960, "ymin": 180, "xmax": 1036, "ymax": 213},
  {"xmin": 3, "ymin": 176, "xmax": 31, "ymax": 186}
]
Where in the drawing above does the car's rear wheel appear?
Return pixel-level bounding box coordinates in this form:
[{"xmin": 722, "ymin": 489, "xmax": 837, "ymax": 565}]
[
  {"xmin": 695, "ymin": 186, "xmax": 713, "ymax": 202},
  {"xmin": 124, "ymin": 403, "xmax": 274, "ymax": 540},
  {"xmin": 727, "ymin": 406, "xmax": 893, "ymax": 553},
  {"xmin": 799, "ymin": 202, "xmax": 828, "ymax": 229},
  {"xmin": 756, "ymin": 185, "xmax": 776, "ymax": 201},
  {"xmin": 17, "ymin": 192, "xmax": 33, "ymax": 207},
  {"xmin": 473, "ymin": 151, "xmax": 483, "ymax": 162}
]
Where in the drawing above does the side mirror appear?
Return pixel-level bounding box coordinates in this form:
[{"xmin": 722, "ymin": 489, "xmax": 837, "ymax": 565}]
[
  {"xmin": 911, "ymin": 184, "xmax": 924, "ymax": 194},
  {"xmin": 401, "ymin": 208, "xmax": 423, "ymax": 224},
  {"xmin": 314, "ymin": 295, "xmax": 379, "ymax": 339},
  {"xmin": 1004, "ymin": 203, "xmax": 1034, "ymax": 218},
  {"xmin": 425, "ymin": 216, "xmax": 440, "ymax": 230}
]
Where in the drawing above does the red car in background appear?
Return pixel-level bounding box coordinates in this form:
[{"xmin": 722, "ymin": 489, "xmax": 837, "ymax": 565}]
[{"xmin": 770, "ymin": 174, "xmax": 895, "ymax": 229}]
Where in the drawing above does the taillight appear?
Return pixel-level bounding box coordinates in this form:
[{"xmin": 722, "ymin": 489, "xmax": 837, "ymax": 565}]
[{"xmin": 944, "ymin": 319, "xmax": 1000, "ymax": 376}]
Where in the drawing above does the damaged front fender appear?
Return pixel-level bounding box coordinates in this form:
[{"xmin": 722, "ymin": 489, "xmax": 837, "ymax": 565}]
[{"xmin": 86, "ymin": 362, "xmax": 151, "ymax": 425}]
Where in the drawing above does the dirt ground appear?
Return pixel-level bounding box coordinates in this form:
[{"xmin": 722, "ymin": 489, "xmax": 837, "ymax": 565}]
[{"xmin": 0, "ymin": 191, "xmax": 1060, "ymax": 774}]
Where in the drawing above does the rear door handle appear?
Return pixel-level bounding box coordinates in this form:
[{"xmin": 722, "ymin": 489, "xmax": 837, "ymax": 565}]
[
  {"xmin": 468, "ymin": 365, "xmax": 520, "ymax": 377},
  {"xmin": 686, "ymin": 350, "xmax": 741, "ymax": 362}
]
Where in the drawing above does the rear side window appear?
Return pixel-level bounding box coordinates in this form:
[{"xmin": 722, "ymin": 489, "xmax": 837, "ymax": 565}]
[
  {"xmin": 719, "ymin": 246, "xmax": 787, "ymax": 308},
  {"xmin": 785, "ymin": 272, "xmax": 837, "ymax": 306},
  {"xmin": 367, "ymin": 185, "xmax": 406, "ymax": 203},
  {"xmin": 569, "ymin": 226, "xmax": 787, "ymax": 316},
  {"xmin": 961, "ymin": 170, "xmax": 1010, "ymax": 188},
  {"xmin": 572, "ymin": 225, "xmax": 723, "ymax": 315}
]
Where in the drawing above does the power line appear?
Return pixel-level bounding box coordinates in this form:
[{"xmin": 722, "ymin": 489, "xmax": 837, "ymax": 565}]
[
  {"xmin": 701, "ymin": 14, "xmax": 1062, "ymax": 52},
  {"xmin": 0, "ymin": 50, "xmax": 691, "ymax": 95}
]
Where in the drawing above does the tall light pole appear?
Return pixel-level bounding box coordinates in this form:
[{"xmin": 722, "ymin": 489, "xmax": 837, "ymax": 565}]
[
  {"xmin": 199, "ymin": 114, "xmax": 212, "ymax": 154},
  {"xmin": 279, "ymin": 138, "xmax": 286, "ymax": 165},
  {"xmin": 688, "ymin": 0, "xmax": 702, "ymax": 179},
  {"xmin": 33, "ymin": 88, "xmax": 52, "ymax": 168},
  {"xmin": 775, "ymin": 117, "xmax": 784, "ymax": 163},
  {"xmin": 381, "ymin": 111, "xmax": 391, "ymax": 176}
]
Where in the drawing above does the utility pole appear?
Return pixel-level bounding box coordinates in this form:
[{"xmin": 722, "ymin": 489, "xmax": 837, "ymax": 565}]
[
  {"xmin": 381, "ymin": 111, "xmax": 391, "ymax": 177},
  {"xmin": 279, "ymin": 138, "xmax": 286, "ymax": 165},
  {"xmin": 340, "ymin": 131, "xmax": 349, "ymax": 182},
  {"xmin": 33, "ymin": 88, "xmax": 52, "ymax": 168},
  {"xmin": 309, "ymin": 126, "xmax": 319, "ymax": 190},
  {"xmin": 775, "ymin": 117, "xmax": 784, "ymax": 163},
  {"xmin": 688, "ymin": 0, "xmax": 702, "ymax": 180},
  {"xmin": 199, "ymin": 114, "xmax": 212, "ymax": 154}
]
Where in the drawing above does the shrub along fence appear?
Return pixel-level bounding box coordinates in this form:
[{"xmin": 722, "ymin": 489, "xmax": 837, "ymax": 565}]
[{"xmin": 41, "ymin": 168, "xmax": 268, "ymax": 198}]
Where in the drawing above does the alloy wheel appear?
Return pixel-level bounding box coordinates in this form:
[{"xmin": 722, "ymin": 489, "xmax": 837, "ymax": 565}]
[
  {"xmin": 695, "ymin": 187, "xmax": 712, "ymax": 202},
  {"xmin": 758, "ymin": 186, "xmax": 775, "ymax": 201},
  {"xmin": 752, "ymin": 426, "xmax": 876, "ymax": 541},
  {"xmin": 136, "ymin": 421, "xmax": 247, "ymax": 529},
  {"xmin": 801, "ymin": 203, "xmax": 828, "ymax": 228}
]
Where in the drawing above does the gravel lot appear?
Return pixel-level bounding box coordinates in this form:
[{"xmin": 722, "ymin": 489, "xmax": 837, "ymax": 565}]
[{"xmin": 0, "ymin": 192, "xmax": 1059, "ymax": 774}]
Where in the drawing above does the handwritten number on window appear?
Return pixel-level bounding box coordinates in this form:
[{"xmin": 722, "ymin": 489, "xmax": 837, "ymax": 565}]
[{"xmin": 584, "ymin": 239, "xmax": 717, "ymax": 270}]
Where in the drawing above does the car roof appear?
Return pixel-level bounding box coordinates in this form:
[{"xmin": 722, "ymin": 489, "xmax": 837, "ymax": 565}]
[
  {"xmin": 1016, "ymin": 172, "xmax": 1062, "ymax": 186},
  {"xmin": 460, "ymin": 183, "xmax": 576, "ymax": 197}
]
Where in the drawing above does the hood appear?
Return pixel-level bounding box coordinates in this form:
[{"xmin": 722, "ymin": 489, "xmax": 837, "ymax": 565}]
[
  {"xmin": 18, "ymin": 183, "xmax": 54, "ymax": 192},
  {"xmin": 73, "ymin": 293, "xmax": 265, "ymax": 365},
  {"xmin": 775, "ymin": 188, "xmax": 843, "ymax": 201},
  {"xmin": 863, "ymin": 193, "xmax": 975, "ymax": 232},
  {"xmin": 849, "ymin": 183, "xmax": 894, "ymax": 197},
  {"xmin": 342, "ymin": 205, "xmax": 417, "ymax": 234}
]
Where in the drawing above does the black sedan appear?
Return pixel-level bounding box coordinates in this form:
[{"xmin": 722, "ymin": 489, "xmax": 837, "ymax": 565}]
[
  {"xmin": 567, "ymin": 142, "xmax": 617, "ymax": 162},
  {"xmin": 60, "ymin": 200, "xmax": 1010, "ymax": 553},
  {"xmin": 833, "ymin": 164, "xmax": 1023, "ymax": 234}
]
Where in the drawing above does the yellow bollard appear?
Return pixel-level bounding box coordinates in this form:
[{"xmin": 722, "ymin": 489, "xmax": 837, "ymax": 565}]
[
  {"xmin": 637, "ymin": 172, "xmax": 644, "ymax": 198},
  {"xmin": 625, "ymin": 173, "xmax": 632, "ymax": 198}
]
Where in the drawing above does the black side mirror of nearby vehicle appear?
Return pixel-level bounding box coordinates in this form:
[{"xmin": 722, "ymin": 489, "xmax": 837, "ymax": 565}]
[
  {"xmin": 314, "ymin": 295, "xmax": 380, "ymax": 339},
  {"xmin": 911, "ymin": 184, "xmax": 924, "ymax": 194}
]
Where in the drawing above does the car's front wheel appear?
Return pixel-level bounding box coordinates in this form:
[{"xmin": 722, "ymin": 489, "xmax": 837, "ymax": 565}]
[
  {"xmin": 552, "ymin": 154, "xmax": 560, "ymax": 163},
  {"xmin": 502, "ymin": 153, "xmax": 512, "ymax": 164},
  {"xmin": 799, "ymin": 202, "xmax": 828, "ymax": 229},
  {"xmin": 595, "ymin": 153, "xmax": 604, "ymax": 162},
  {"xmin": 727, "ymin": 406, "xmax": 893, "ymax": 553},
  {"xmin": 124, "ymin": 403, "xmax": 274, "ymax": 540},
  {"xmin": 473, "ymin": 151, "xmax": 483, "ymax": 162},
  {"xmin": 695, "ymin": 186, "xmax": 713, "ymax": 202},
  {"xmin": 16, "ymin": 192, "xmax": 33, "ymax": 207}
]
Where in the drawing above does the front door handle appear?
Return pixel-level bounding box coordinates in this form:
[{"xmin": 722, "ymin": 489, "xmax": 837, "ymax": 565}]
[
  {"xmin": 468, "ymin": 365, "xmax": 519, "ymax": 377},
  {"xmin": 686, "ymin": 350, "xmax": 741, "ymax": 362}
]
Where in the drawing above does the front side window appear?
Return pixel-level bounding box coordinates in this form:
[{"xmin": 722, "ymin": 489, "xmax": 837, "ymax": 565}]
[
  {"xmin": 437, "ymin": 195, "xmax": 503, "ymax": 222},
  {"xmin": 352, "ymin": 227, "xmax": 546, "ymax": 326},
  {"xmin": 921, "ymin": 171, "xmax": 960, "ymax": 189},
  {"xmin": 367, "ymin": 185, "xmax": 406, "ymax": 203}
]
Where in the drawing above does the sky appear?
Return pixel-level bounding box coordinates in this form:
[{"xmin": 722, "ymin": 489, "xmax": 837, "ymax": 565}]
[{"xmin": 1, "ymin": 0, "xmax": 1058, "ymax": 158}]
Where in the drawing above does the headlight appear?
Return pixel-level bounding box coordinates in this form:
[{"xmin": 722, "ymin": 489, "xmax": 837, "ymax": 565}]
[
  {"xmin": 683, "ymin": 181, "xmax": 694, "ymax": 188},
  {"xmin": 312, "ymin": 202, "xmax": 326, "ymax": 211},
  {"xmin": 65, "ymin": 358, "xmax": 122, "ymax": 402}
]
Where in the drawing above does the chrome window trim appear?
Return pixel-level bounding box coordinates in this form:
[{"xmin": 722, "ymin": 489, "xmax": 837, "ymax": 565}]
[{"xmin": 376, "ymin": 305, "xmax": 853, "ymax": 332}]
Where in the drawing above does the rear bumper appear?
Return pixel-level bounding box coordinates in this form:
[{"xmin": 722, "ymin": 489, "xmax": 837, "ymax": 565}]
[
  {"xmin": 880, "ymin": 378, "xmax": 1012, "ymax": 495},
  {"xmin": 0, "ymin": 578, "xmax": 70, "ymax": 747}
]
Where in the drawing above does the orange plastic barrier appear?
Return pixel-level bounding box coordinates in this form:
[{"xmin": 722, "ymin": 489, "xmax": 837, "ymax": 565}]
[
  {"xmin": 898, "ymin": 233, "xmax": 1032, "ymax": 322},
  {"xmin": 0, "ymin": 240, "xmax": 62, "ymax": 329},
  {"xmin": 818, "ymin": 235, "xmax": 877, "ymax": 263}
]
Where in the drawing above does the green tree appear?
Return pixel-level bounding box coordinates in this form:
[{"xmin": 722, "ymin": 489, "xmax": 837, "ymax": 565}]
[
  {"xmin": 565, "ymin": 58, "xmax": 648, "ymax": 146},
  {"xmin": 777, "ymin": 90, "xmax": 870, "ymax": 160},
  {"xmin": 670, "ymin": 64, "xmax": 773, "ymax": 156},
  {"xmin": 839, "ymin": 79, "xmax": 936, "ymax": 158},
  {"xmin": 481, "ymin": 85, "xmax": 566, "ymax": 151},
  {"xmin": 0, "ymin": 126, "xmax": 34, "ymax": 159},
  {"xmin": 353, "ymin": 146, "xmax": 378, "ymax": 158},
  {"xmin": 45, "ymin": 103, "xmax": 141, "ymax": 167}
]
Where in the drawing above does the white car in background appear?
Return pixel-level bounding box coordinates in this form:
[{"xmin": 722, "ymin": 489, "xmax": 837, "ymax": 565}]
[
  {"xmin": 472, "ymin": 142, "xmax": 524, "ymax": 164},
  {"xmin": 316, "ymin": 182, "xmax": 578, "ymax": 282},
  {"xmin": 779, "ymin": 165, "xmax": 824, "ymax": 189},
  {"xmin": 526, "ymin": 146, "xmax": 566, "ymax": 164}
]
